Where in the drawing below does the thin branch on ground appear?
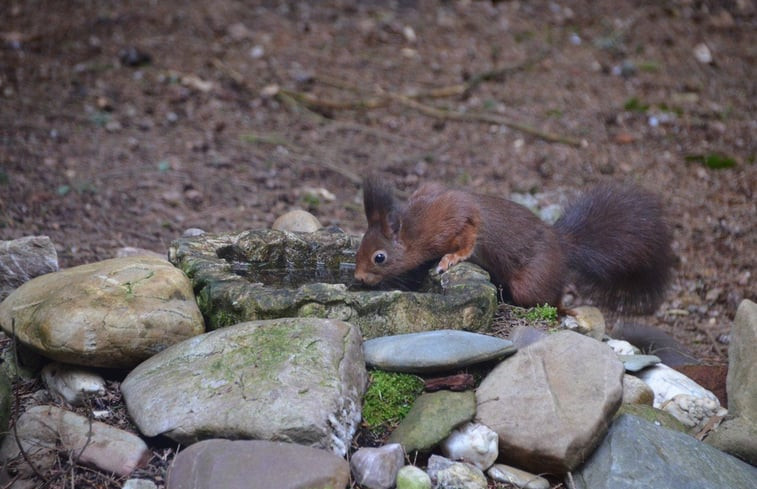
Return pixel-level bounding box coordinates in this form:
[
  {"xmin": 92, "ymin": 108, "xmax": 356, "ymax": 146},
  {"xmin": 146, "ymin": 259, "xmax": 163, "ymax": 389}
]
[
  {"xmin": 10, "ymin": 319, "xmax": 49, "ymax": 483},
  {"xmin": 269, "ymin": 53, "xmax": 583, "ymax": 147},
  {"xmin": 386, "ymin": 92, "xmax": 584, "ymax": 147}
]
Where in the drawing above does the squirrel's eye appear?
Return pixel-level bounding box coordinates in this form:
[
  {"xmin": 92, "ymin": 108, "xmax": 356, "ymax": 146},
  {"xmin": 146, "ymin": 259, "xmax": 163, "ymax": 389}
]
[{"xmin": 372, "ymin": 251, "xmax": 387, "ymax": 265}]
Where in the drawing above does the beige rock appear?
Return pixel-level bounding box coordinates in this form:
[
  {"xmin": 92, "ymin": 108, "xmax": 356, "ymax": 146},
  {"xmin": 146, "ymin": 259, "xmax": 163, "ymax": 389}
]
[
  {"xmin": 41, "ymin": 362, "xmax": 106, "ymax": 406},
  {"xmin": 0, "ymin": 405, "xmax": 149, "ymax": 477},
  {"xmin": 562, "ymin": 306, "xmax": 606, "ymax": 340},
  {"xmin": 488, "ymin": 463, "xmax": 550, "ymax": 489},
  {"xmin": 0, "ymin": 256, "xmax": 205, "ymax": 368},
  {"xmin": 272, "ymin": 209, "xmax": 322, "ymax": 233},
  {"xmin": 622, "ymin": 374, "xmax": 654, "ymax": 405}
]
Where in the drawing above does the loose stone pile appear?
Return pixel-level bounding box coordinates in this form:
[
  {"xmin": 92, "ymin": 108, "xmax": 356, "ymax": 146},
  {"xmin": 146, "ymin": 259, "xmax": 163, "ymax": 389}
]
[{"xmin": 0, "ymin": 230, "xmax": 755, "ymax": 489}]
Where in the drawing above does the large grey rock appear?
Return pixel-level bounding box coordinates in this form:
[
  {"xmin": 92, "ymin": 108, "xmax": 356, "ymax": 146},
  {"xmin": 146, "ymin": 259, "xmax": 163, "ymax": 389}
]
[
  {"xmin": 168, "ymin": 229, "xmax": 497, "ymax": 338},
  {"xmin": 363, "ymin": 330, "xmax": 515, "ymax": 373},
  {"xmin": 0, "ymin": 256, "xmax": 205, "ymax": 368},
  {"xmin": 0, "ymin": 236, "xmax": 58, "ymax": 301},
  {"xmin": 573, "ymin": 414, "xmax": 757, "ymax": 489},
  {"xmin": 122, "ymin": 318, "xmax": 366, "ymax": 456},
  {"xmin": 476, "ymin": 331, "xmax": 624, "ymax": 474},
  {"xmin": 0, "ymin": 405, "xmax": 149, "ymax": 477},
  {"xmin": 725, "ymin": 299, "xmax": 757, "ymax": 420},
  {"xmin": 388, "ymin": 390, "xmax": 476, "ymax": 453},
  {"xmin": 166, "ymin": 439, "xmax": 350, "ymax": 489},
  {"xmin": 706, "ymin": 299, "xmax": 757, "ymax": 464}
]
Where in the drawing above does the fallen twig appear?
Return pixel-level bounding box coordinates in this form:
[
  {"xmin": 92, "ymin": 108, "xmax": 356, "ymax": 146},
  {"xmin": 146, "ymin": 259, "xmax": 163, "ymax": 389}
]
[
  {"xmin": 10, "ymin": 319, "xmax": 49, "ymax": 483},
  {"xmin": 387, "ymin": 92, "xmax": 584, "ymax": 147}
]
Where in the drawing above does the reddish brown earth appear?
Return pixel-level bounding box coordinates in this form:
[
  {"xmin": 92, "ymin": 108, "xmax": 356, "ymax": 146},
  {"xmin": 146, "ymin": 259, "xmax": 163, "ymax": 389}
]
[{"xmin": 0, "ymin": 1, "xmax": 755, "ymax": 487}]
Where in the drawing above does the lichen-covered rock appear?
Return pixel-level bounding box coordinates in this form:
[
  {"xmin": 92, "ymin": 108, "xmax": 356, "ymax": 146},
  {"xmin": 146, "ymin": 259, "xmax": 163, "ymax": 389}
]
[
  {"xmin": 168, "ymin": 229, "xmax": 497, "ymax": 338},
  {"xmin": 122, "ymin": 318, "xmax": 366, "ymax": 456},
  {"xmin": 0, "ymin": 256, "xmax": 204, "ymax": 368},
  {"xmin": 388, "ymin": 391, "xmax": 476, "ymax": 454}
]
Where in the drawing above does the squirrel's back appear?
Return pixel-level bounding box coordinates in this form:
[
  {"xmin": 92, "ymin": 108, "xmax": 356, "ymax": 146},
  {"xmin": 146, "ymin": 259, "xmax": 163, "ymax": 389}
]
[{"xmin": 553, "ymin": 183, "xmax": 674, "ymax": 314}]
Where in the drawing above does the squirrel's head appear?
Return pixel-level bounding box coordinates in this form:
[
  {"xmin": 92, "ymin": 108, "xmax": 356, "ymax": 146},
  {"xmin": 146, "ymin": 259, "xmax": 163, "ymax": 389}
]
[{"xmin": 354, "ymin": 177, "xmax": 405, "ymax": 285}]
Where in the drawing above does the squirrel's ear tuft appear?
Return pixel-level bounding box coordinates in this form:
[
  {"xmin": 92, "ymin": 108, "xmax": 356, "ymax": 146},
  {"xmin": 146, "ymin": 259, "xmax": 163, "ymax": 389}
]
[{"xmin": 363, "ymin": 176, "xmax": 400, "ymax": 237}]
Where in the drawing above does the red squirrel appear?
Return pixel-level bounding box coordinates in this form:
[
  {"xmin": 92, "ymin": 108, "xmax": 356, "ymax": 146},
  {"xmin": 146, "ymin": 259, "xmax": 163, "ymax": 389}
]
[{"xmin": 354, "ymin": 177, "xmax": 674, "ymax": 314}]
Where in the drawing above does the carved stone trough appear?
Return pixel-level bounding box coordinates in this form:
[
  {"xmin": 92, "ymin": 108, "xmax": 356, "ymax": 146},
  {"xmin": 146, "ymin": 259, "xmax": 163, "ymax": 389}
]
[{"xmin": 168, "ymin": 229, "xmax": 497, "ymax": 338}]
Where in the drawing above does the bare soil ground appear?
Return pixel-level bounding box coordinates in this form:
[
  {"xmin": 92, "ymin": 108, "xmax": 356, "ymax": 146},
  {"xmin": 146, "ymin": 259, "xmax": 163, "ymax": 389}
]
[{"xmin": 0, "ymin": 0, "xmax": 755, "ymax": 487}]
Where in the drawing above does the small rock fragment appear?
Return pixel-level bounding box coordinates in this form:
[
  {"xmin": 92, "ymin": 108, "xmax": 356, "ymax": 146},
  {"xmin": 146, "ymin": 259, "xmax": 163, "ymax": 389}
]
[
  {"xmin": 350, "ymin": 443, "xmax": 405, "ymax": 489},
  {"xmin": 440, "ymin": 422, "xmax": 498, "ymax": 470},
  {"xmin": 562, "ymin": 306, "xmax": 605, "ymax": 340},
  {"xmin": 396, "ymin": 465, "xmax": 432, "ymax": 489},
  {"xmin": 426, "ymin": 455, "xmax": 487, "ymax": 489},
  {"xmin": 272, "ymin": 209, "xmax": 322, "ymax": 233},
  {"xmin": 488, "ymin": 463, "xmax": 550, "ymax": 489},
  {"xmin": 41, "ymin": 362, "xmax": 106, "ymax": 406},
  {"xmin": 693, "ymin": 43, "xmax": 713, "ymax": 64}
]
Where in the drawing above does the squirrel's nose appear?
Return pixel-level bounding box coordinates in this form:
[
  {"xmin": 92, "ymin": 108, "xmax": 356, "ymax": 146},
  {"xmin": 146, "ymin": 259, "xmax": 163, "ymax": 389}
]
[{"xmin": 354, "ymin": 269, "xmax": 377, "ymax": 286}]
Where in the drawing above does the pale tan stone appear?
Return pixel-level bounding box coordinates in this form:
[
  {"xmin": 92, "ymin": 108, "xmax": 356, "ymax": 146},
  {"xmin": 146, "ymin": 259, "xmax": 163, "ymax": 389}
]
[{"xmin": 0, "ymin": 256, "xmax": 204, "ymax": 368}]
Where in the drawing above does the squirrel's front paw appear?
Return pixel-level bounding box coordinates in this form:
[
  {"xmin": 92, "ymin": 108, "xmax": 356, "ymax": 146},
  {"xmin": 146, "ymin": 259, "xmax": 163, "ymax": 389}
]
[{"xmin": 436, "ymin": 255, "xmax": 459, "ymax": 274}]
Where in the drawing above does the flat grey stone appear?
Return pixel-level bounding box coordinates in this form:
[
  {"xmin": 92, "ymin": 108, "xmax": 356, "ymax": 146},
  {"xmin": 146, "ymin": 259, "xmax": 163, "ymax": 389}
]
[
  {"xmin": 364, "ymin": 330, "xmax": 515, "ymax": 373},
  {"xmin": 166, "ymin": 439, "xmax": 350, "ymax": 489},
  {"xmin": 617, "ymin": 354, "xmax": 661, "ymax": 372},
  {"xmin": 573, "ymin": 414, "xmax": 757, "ymax": 489}
]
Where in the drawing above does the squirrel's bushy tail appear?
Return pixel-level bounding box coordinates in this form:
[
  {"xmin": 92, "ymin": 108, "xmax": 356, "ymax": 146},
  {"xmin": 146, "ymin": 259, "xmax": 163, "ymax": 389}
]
[{"xmin": 553, "ymin": 183, "xmax": 674, "ymax": 314}]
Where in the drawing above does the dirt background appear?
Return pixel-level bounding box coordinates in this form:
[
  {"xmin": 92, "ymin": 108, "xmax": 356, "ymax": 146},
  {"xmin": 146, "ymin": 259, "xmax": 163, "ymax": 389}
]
[
  {"xmin": 2, "ymin": 0, "xmax": 756, "ymax": 363},
  {"xmin": 0, "ymin": 1, "xmax": 755, "ymax": 484},
  {"xmin": 3, "ymin": 0, "xmax": 755, "ymax": 359}
]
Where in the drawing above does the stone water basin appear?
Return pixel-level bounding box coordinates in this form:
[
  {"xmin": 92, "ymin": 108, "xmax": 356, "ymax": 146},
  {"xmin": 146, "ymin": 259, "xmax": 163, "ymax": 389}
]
[{"xmin": 168, "ymin": 229, "xmax": 497, "ymax": 338}]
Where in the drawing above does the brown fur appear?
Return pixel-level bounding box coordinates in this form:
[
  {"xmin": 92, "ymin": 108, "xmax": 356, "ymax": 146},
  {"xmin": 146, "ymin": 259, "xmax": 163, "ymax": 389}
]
[{"xmin": 355, "ymin": 178, "xmax": 674, "ymax": 314}]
